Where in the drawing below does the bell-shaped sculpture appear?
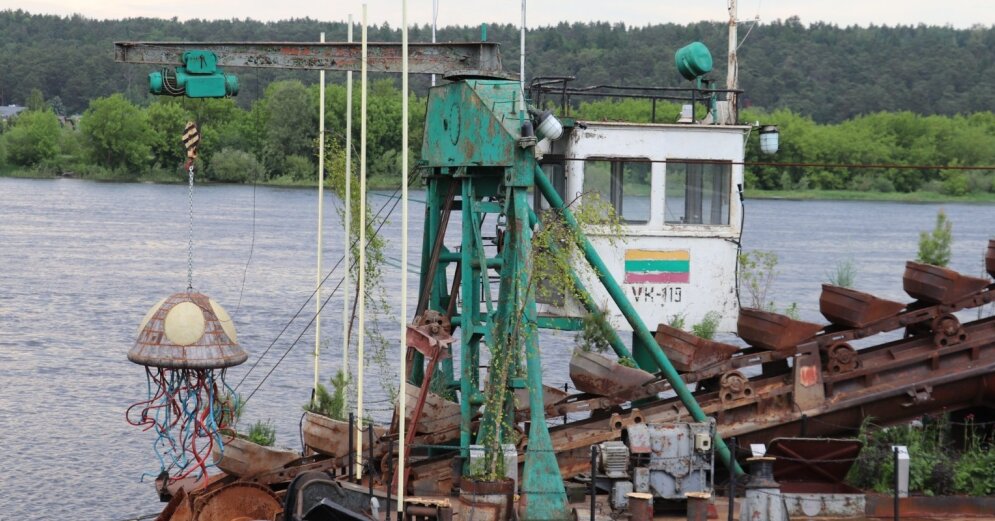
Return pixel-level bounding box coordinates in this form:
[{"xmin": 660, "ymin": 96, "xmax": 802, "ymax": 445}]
[{"xmin": 129, "ymin": 292, "xmax": 246, "ymax": 369}]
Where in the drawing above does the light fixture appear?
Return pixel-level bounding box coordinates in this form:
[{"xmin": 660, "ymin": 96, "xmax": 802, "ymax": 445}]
[
  {"xmin": 759, "ymin": 125, "xmax": 779, "ymax": 155},
  {"xmin": 534, "ymin": 110, "xmax": 564, "ymax": 141}
]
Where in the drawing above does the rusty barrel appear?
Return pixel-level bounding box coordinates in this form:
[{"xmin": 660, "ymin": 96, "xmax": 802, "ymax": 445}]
[
  {"xmin": 737, "ymin": 308, "xmax": 824, "ymax": 353},
  {"xmin": 987, "ymin": 239, "xmax": 995, "ymax": 279},
  {"xmin": 626, "ymin": 492, "xmax": 653, "ymax": 521},
  {"xmin": 903, "ymin": 261, "xmax": 989, "ymax": 305},
  {"xmin": 819, "ymin": 284, "xmax": 905, "ymax": 328},
  {"xmin": 458, "ymin": 478, "xmax": 514, "ymax": 521},
  {"xmin": 654, "ymin": 324, "xmax": 739, "ymax": 373}
]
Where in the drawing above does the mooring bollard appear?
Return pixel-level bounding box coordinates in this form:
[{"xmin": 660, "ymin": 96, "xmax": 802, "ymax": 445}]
[
  {"xmin": 686, "ymin": 491, "xmax": 711, "ymax": 521},
  {"xmin": 627, "ymin": 492, "xmax": 653, "ymax": 521}
]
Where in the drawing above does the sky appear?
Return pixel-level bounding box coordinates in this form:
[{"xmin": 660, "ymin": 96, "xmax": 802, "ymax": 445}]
[{"xmin": 7, "ymin": 0, "xmax": 995, "ymax": 29}]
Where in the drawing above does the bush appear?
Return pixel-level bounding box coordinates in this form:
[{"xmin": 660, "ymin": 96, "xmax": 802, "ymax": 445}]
[
  {"xmin": 245, "ymin": 420, "xmax": 276, "ymax": 447},
  {"xmin": 691, "ymin": 311, "xmax": 721, "ymax": 340},
  {"xmin": 827, "ymin": 258, "xmax": 857, "ymax": 288},
  {"xmin": 870, "ymin": 176, "xmax": 896, "ymax": 193},
  {"xmin": 917, "ymin": 209, "xmax": 953, "ymax": 267},
  {"xmin": 209, "ymin": 148, "xmax": 264, "ymax": 183},
  {"xmin": 303, "ymin": 370, "xmax": 348, "ymax": 420},
  {"xmin": 3, "ymin": 110, "xmax": 61, "ymax": 166},
  {"xmin": 940, "ymin": 173, "xmax": 970, "ymax": 196}
]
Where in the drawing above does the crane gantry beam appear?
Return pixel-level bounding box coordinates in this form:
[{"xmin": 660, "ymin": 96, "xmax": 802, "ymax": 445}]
[{"xmin": 114, "ymin": 41, "xmax": 511, "ymax": 79}]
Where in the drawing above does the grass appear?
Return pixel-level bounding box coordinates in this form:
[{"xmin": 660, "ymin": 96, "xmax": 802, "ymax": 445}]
[{"xmin": 746, "ymin": 188, "xmax": 995, "ymax": 203}]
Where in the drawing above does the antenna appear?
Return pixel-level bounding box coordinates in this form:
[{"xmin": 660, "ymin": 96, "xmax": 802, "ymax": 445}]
[
  {"xmin": 727, "ymin": 0, "xmax": 739, "ymax": 122},
  {"xmin": 520, "ymin": 0, "xmax": 526, "ymax": 98}
]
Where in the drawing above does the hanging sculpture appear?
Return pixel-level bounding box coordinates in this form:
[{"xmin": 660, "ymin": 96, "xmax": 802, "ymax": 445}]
[
  {"xmin": 126, "ymin": 125, "xmax": 248, "ymax": 484},
  {"xmin": 126, "ymin": 292, "xmax": 247, "ymax": 483}
]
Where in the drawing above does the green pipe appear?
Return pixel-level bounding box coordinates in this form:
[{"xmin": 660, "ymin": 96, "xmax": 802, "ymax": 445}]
[
  {"xmin": 527, "ymin": 208, "xmax": 632, "ymax": 361},
  {"xmin": 533, "ymin": 165, "xmax": 743, "ymax": 475}
]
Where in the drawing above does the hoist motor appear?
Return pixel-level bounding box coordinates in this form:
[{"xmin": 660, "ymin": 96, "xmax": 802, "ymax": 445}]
[{"xmin": 148, "ymin": 50, "xmax": 239, "ymax": 98}]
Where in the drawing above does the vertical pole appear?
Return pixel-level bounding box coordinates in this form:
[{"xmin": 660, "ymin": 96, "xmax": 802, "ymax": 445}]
[
  {"xmin": 398, "ymin": 0, "xmax": 409, "ymax": 515},
  {"xmin": 314, "ymin": 31, "xmax": 326, "ymax": 407},
  {"xmin": 589, "ymin": 445, "xmax": 597, "ymax": 521},
  {"xmin": 728, "ymin": 436, "xmax": 736, "ymax": 521},
  {"xmin": 343, "ymin": 15, "xmax": 353, "ymax": 383},
  {"xmin": 431, "ymin": 0, "xmax": 438, "ymax": 87},
  {"xmin": 726, "ymin": 0, "xmax": 738, "ymax": 123},
  {"xmin": 520, "ymin": 0, "xmax": 526, "ymax": 96},
  {"xmin": 356, "ymin": 3, "xmax": 368, "ymax": 481},
  {"xmin": 348, "ymin": 412, "xmax": 356, "ymax": 481},
  {"xmin": 369, "ymin": 424, "xmax": 375, "ymax": 499},
  {"xmin": 893, "ymin": 446, "xmax": 900, "ymax": 521},
  {"xmin": 386, "ymin": 439, "xmax": 394, "ymax": 521}
]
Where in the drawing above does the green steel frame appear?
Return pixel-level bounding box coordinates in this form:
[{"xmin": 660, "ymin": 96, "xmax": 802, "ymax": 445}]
[{"xmin": 414, "ymin": 79, "xmax": 739, "ymax": 521}]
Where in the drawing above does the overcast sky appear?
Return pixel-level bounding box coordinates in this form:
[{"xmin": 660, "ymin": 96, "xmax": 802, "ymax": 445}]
[{"xmin": 9, "ymin": 0, "xmax": 995, "ymax": 29}]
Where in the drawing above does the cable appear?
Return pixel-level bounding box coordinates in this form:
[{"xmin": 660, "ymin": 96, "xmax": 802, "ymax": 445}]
[
  {"xmin": 233, "ymin": 170, "xmax": 415, "ymax": 391},
  {"xmin": 240, "ymin": 166, "xmax": 419, "ymax": 406},
  {"xmin": 559, "ymin": 156, "xmax": 995, "ymax": 172},
  {"xmin": 234, "ymin": 171, "xmax": 258, "ymax": 316}
]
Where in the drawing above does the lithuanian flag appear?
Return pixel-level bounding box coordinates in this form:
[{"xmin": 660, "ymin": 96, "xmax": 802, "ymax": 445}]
[{"xmin": 624, "ymin": 249, "xmax": 690, "ymax": 284}]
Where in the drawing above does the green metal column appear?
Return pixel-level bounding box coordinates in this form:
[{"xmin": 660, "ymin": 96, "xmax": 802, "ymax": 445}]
[
  {"xmin": 458, "ymin": 176, "xmax": 476, "ymax": 458},
  {"xmin": 534, "ymin": 165, "xmax": 743, "ymax": 476},
  {"xmin": 513, "ymin": 187, "xmax": 570, "ymax": 521}
]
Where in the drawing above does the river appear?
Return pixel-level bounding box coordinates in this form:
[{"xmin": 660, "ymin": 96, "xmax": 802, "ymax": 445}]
[{"xmin": 0, "ymin": 177, "xmax": 992, "ymax": 519}]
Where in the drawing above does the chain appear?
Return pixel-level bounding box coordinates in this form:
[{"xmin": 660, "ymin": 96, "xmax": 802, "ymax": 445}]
[{"xmin": 187, "ymin": 163, "xmax": 195, "ymax": 292}]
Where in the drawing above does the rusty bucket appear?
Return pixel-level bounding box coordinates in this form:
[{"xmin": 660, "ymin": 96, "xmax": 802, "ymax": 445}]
[
  {"xmin": 737, "ymin": 308, "xmax": 824, "ymax": 353},
  {"xmin": 569, "ymin": 350, "xmax": 656, "ymax": 399},
  {"xmin": 458, "ymin": 478, "xmax": 515, "ymax": 521},
  {"xmin": 819, "ymin": 285, "xmax": 905, "ymax": 328},
  {"xmin": 211, "ymin": 435, "xmax": 299, "ymax": 478},
  {"xmin": 903, "ymin": 261, "xmax": 989, "ymax": 305},
  {"xmin": 654, "ymin": 324, "xmax": 739, "ymax": 373},
  {"xmin": 986, "ymin": 240, "xmax": 995, "ymax": 279}
]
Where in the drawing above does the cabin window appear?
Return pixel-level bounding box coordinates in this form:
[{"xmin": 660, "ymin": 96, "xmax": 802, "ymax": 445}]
[
  {"xmin": 582, "ymin": 159, "xmax": 651, "ymax": 224},
  {"xmin": 664, "ymin": 160, "xmax": 731, "ymax": 225}
]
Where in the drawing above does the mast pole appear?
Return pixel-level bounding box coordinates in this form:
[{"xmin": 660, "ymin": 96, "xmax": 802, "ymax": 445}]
[
  {"xmin": 314, "ymin": 31, "xmax": 326, "ymax": 407},
  {"xmin": 398, "ymin": 0, "xmax": 409, "ymax": 512},
  {"xmin": 343, "ymin": 17, "xmax": 353, "ymax": 378},
  {"xmin": 727, "ymin": 0, "xmax": 738, "ymax": 123},
  {"xmin": 355, "ymin": 3, "xmax": 368, "ymax": 481}
]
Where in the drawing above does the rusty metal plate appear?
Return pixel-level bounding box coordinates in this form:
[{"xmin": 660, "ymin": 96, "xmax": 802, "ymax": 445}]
[
  {"xmin": 987, "ymin": 239, "xmax": 995, "ymax": 279},
  {"xmin": 654, "ymin": 323, "xmax": 740, "ymax": 373},
  {"xmin": 819, "ymin": 284, "xmax": 906, "ymax": 328},
  {"xmin": 767, "ymin": 438, "xmax": 862, "ymax": 494},
  {"xmin": 865, "ymin": 493, "xmax": 995, "ymax": 517},
  {"xmin": 903, "ymin": 261, "xmax": 989, "ymax": 305},
  {"xmin": 737, "ymin": 308, "xmax": 824, "ymax": 352}
]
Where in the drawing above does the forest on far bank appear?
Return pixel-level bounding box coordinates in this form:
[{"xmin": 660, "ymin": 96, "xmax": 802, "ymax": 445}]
[
  {"xmin": 3, "ymin": 83, "xmax": 994, "ymax": 198},
  {"xmin": 1, "ymin": 10, "xmax": 994, "ymax": 197}
]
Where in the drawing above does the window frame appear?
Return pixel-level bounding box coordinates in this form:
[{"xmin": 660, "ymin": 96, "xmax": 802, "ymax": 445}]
[{"xmin": 663, "ymin": 159, "xmax": 733, "ymax": 226}]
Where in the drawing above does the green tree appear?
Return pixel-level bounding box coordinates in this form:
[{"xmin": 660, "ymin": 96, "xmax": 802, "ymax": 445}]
[
  {"xmin": 209, "ymin": 148, "xmax": 264, "ymax": 183},
  {"xmin": 2, "ymin": 109, "xmax": 60, "ymax": 166},
  {"xmin": 80, "ymin": 94, "xmax": 152, "ymax": 171},
  {"xmin": 917, "ymin": 209, "xmax": 953, "ymax": 267},
  {"xmin": 146, "ymin": 101, "xmax": 193, "ymax": 169},
  {"xmin": 25, "ymin": 88, "xmax": 45, "ymax": 111},
  {"xmin": 260, "ymin": 80, "xmax": 316, "ymax": 175}
]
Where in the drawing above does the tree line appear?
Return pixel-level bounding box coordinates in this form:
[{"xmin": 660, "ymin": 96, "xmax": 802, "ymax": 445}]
[
  {"xmin": 2, "ymin": 10, "xmax": 995, "ymax": 122},
  {"xmin": 4, "ymin": 85, "xmax": 994, "ymax": 197}
]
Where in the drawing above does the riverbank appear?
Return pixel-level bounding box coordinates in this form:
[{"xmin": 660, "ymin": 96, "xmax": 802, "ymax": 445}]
[
  {"xmin": 5, "ymin": 168, "xmax": 995, "ymax": 202},
  {"xmin": 0, "ymin": 168, "xmax": 402, "ymax": 190},
  {"xmin": 744, "ymin": 188, "xmax": 995, "ymax": 203}
]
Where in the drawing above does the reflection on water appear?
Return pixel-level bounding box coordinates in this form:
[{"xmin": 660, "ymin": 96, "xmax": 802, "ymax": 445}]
[{"xmin": 0, "ymin": 177, "xmax": 992, "ymax": 518}]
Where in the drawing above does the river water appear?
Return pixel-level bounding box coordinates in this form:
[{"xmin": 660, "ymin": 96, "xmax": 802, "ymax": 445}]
[{"xmin": 0, "ymin": 177, "xmax": 992, "ymax": 519}]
